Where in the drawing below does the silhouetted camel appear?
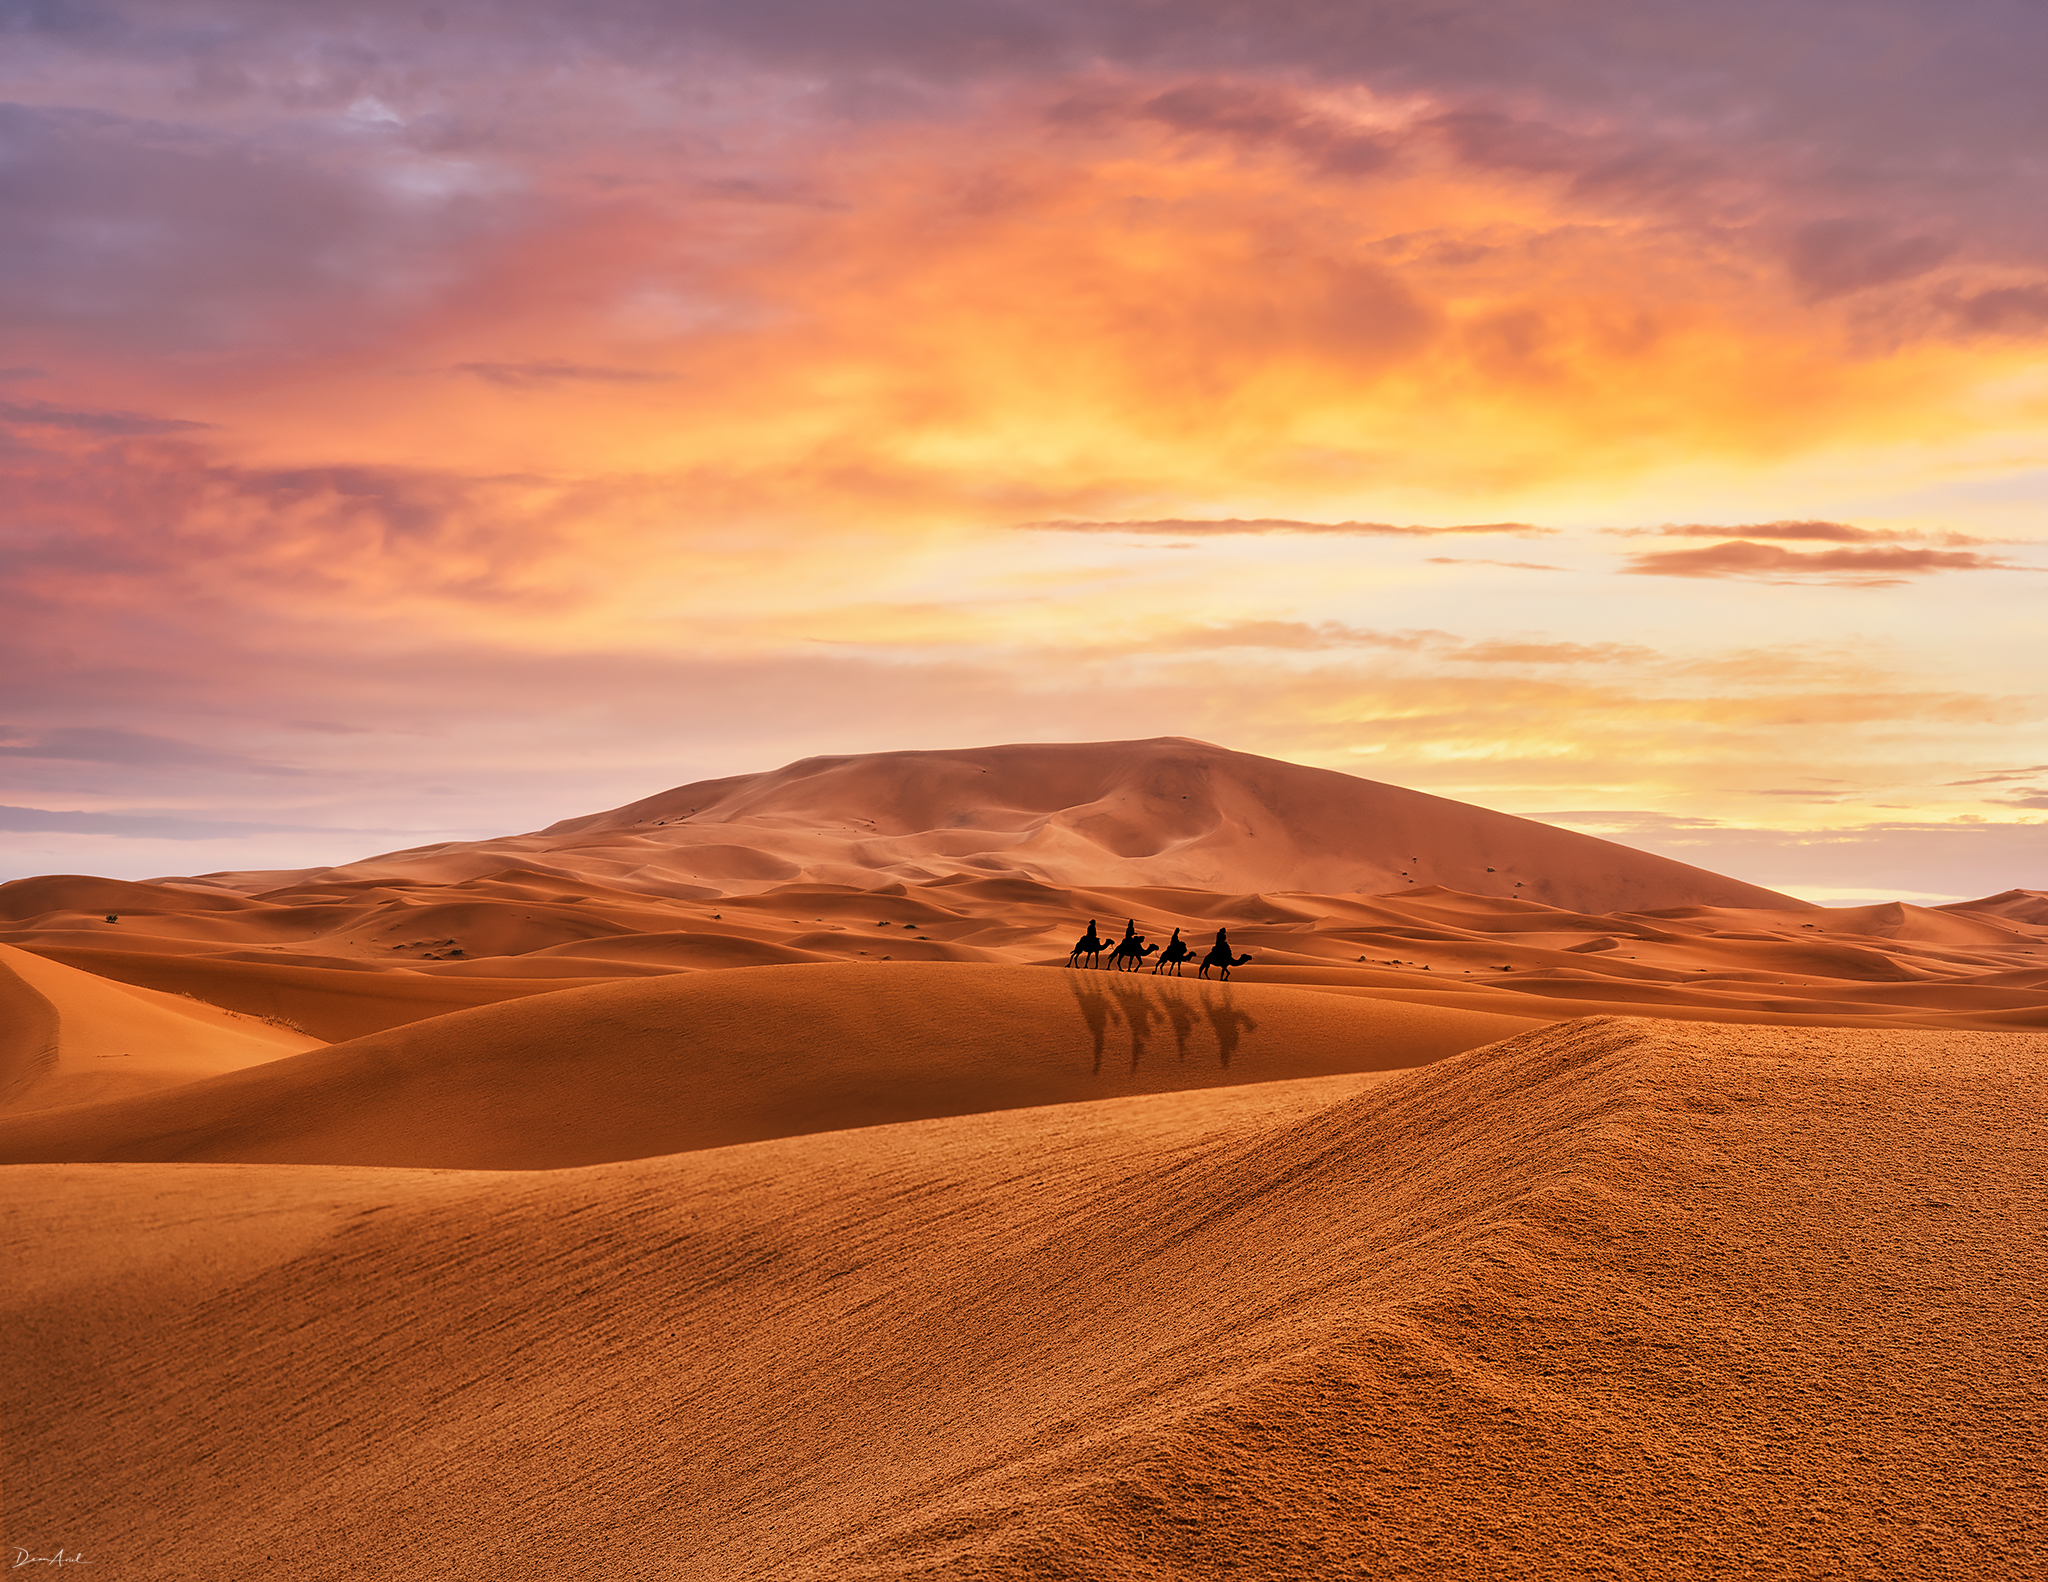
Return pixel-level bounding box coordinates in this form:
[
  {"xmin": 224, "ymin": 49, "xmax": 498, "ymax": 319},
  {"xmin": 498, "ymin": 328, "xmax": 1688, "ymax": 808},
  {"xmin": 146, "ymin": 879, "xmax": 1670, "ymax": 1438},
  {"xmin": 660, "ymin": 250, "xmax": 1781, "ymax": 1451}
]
[
  {"xmin": 1199, "ymin": 927, "xmax": 1252, "ymax": 981},
  {"xmin": 1067, "ymin": 920, "xmax": 1108, "ymax": 969},
  {"xmin": 1109, "ymin": 936, "xmax": 1157, "ymax": 971},
  {"xmin": 1152, "ymin": 929, "xmax": 1194, "ymax": 976}
]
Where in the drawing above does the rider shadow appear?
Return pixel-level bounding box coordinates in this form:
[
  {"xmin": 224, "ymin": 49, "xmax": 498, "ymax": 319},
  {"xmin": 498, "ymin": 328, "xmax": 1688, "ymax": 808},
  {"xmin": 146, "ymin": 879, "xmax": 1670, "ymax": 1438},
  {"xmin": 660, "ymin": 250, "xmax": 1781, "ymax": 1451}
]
[
  {"xmin": 1104, "ymin": 973, "xmax": 1159, "ymax": 1074},
  {"xmin": 1068, "ymin": 970, "xmax": 1114, "ymax": 1074},
  {"xmin": 1158, "ymin": 984, "xmax": 1197, "ymax": 1062},
  {"xmin": 1202, "ymin": 988, "xmax": 1259, "ymax": 1069},
  {"xmin": 1067, "ymin": 969, "xmax": 1257, "ymax": 1076},
  {"xmin": 1065, "ymin": 968, "xmax": 1163, "ymax": 1076}
]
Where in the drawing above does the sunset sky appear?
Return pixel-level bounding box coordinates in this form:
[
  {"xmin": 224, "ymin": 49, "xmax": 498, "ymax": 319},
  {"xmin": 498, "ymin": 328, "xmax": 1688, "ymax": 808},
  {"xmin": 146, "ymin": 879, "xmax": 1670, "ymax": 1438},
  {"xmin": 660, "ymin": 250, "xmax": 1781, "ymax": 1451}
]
[{"xmin": 4, "ymin": 0, "xmax": 2045, "ymax": 901}]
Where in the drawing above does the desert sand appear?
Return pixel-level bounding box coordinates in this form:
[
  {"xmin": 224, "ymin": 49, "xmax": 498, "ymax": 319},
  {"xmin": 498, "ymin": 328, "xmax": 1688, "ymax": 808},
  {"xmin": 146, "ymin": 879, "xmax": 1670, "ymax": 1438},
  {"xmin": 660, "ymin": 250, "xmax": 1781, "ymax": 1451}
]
[
  {"xmin": 3, "ymin": 739, "xmax": 2045, "ymax": 1577},
  {"xmin": 7, "ymin": 1017, "xmax": 2044, "ymax": 1578}
]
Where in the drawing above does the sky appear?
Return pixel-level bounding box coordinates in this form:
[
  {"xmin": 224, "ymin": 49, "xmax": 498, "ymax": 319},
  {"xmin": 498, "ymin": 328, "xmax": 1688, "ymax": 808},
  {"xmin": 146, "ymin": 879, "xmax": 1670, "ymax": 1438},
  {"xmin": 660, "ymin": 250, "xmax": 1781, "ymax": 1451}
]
[{"xmin": 3, "ymin": 0, "xmax": 2045, "ymax": 903}]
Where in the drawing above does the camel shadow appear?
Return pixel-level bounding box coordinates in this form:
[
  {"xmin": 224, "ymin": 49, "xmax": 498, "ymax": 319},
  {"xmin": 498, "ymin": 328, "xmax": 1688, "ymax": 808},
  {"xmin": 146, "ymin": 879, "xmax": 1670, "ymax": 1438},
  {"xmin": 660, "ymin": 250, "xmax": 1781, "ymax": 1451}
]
[
  {"xmin": 1201, "ymin": 986, "xmax": 1258, "ymax": 1068},
  {"xmin": 1064, "ymin": 970, "xmax": 1260, "ymax": 1076}
]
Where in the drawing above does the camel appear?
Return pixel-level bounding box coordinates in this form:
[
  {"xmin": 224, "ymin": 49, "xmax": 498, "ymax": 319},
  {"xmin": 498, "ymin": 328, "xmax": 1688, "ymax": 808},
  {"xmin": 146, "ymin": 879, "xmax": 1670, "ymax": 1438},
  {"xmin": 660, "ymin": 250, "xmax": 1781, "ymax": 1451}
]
[
  {"xmin": 1066, "ymin": 920, "xmax": 1108, "ymax": 969},
  {"xmin": 1198, "ymin": 927, "xmax": 1252, "ymax": 981},
  {"xmin": 1152, "ymin": 929, "xmax": 1194, "ymax": 976},
  {"xmin": 1108, "ymin": 935, "xmax": 1157, "ymax": 971}
]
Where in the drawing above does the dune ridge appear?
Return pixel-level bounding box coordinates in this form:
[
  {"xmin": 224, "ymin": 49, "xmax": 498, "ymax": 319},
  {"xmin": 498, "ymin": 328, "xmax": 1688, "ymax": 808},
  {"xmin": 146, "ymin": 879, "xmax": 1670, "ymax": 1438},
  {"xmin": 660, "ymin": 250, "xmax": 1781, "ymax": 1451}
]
[
  {"xmin": 7, "ymin": 1015, "xmax": 2043, "ymax": 1578},
  {"xmin": 0, "ymin": 963, "xmax": 1539, "ymax": 1169}
]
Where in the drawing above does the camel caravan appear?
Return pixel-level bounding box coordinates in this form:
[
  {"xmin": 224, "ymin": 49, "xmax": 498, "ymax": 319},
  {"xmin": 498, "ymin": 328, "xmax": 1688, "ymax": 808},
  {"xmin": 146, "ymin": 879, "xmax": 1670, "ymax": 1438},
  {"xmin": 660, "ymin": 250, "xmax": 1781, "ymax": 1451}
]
[{"xmin": 1065, "ymin": 920, "xmax": 1252, "ymax": 980}]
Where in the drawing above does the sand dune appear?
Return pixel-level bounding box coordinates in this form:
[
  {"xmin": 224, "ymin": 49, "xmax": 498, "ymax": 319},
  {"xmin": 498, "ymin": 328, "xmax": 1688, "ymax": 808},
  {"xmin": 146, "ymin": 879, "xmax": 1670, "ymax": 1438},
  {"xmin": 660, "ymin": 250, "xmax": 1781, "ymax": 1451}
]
[
  {"xmin": 6, "ymin": 741, "xmax": 2043, "ymax": 1035},
  {"xmin": 0, "ymin": 963, "xmax": 1538, "ymax": 1169},
  {"xmin": 6, "ymin": 868, "xmax": 2047, "ymax": 1032},
  {"xmin": 7, "ymin": 946, "xmax": 603, "ymax": 1039},
  {"xmin": 7, "ymin": 1015, "xmax": 2042, "ymax": 1578},
  {"xmin": 0, "ymin": 943, "xmax": 322, "ymax": 1113},
  {"xmin": 189, "ymin": 739, "xmax": 1809, "ymax": 911}
]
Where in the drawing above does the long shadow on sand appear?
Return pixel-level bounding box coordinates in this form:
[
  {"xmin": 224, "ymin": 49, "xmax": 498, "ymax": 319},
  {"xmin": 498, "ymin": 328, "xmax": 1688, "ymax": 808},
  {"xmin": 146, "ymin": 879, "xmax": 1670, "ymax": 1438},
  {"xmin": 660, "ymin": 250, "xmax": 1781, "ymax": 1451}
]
[{"xmin": 1065, "ymin": 969, "xmax": 1260, "ymax": 1076}]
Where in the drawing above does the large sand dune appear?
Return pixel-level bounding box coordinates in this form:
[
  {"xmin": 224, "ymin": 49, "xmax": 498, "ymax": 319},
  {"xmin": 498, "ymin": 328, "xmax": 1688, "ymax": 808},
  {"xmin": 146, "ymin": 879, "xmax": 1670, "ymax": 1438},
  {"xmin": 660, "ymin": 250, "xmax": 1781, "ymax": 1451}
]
[
  {"xmin": 5, "ymin": 740, "xmax": 2042, "ymax": 1037},
  {"xmin": 7, "ymin": 1016, "xmax": 2043, "ymax": 1578},
  {"xmin": 184, "ymin": 738, "xmax": 1809, "ymax": 911}
]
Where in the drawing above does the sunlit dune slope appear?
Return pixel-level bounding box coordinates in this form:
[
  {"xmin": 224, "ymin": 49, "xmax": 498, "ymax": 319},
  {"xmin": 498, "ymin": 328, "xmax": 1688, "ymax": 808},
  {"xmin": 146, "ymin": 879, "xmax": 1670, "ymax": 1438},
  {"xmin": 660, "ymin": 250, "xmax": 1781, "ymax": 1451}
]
[
  {"xmin": 198, "ymin": 738, "xmax": 1807, "ymax": 912},
  {"xmin": 8, "ymin": 1017, "xmax": 2043, "ymax": 1579},
  {"xmin": 0, "ymin": 943, "xmax": 321, "ymax": 1114},
  {"xmin": 0, "ymin": 963, "xmax": 1537, "ymax": 1169}
]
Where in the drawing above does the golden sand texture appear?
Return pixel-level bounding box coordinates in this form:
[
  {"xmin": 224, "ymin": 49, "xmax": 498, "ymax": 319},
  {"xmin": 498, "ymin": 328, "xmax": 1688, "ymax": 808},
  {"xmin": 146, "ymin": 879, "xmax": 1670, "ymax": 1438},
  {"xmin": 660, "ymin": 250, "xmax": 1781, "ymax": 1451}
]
[
  {"xmin": 0, "ymin": 963, "xmax": 1538, "ymax": 1168},
  {"xmin": 6, "ymin": 1016, "xmax": 2043, "ymax": 1578}
]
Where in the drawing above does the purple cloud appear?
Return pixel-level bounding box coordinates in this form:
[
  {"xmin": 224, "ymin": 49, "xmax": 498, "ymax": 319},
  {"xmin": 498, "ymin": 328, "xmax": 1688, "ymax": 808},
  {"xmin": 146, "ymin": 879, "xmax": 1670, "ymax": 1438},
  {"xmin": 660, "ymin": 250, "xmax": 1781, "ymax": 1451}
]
[{"xmin": 452, "ymin": 361, "xmax": 678, "ymax": 389}]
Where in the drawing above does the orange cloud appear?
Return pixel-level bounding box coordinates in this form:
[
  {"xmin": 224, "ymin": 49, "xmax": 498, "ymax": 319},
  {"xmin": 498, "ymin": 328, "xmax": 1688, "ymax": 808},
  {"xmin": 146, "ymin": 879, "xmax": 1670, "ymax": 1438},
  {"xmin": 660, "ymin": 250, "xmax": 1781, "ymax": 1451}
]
[{"xmin": 1620, "ymin": 540, "xmax": 2035, "ymax": 584}]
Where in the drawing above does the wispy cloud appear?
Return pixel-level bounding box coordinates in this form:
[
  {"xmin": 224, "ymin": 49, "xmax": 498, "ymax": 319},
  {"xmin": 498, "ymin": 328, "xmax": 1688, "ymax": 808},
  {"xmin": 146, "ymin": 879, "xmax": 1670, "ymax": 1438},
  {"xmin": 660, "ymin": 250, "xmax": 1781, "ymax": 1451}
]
[
  {"xmin": 451, "ymin": 361, "xmax": 679, "ymax": 390},
  {"xmin": 1943, "ymin": 763, "xmax": 2048, "ymax": 811},
  {"xmin": 1620, "ymin": 541, "xmax": 2035, "ymax": 584},
  {"xmin": 1426, "ymin": 557, "xmax": 1568, "ymax": 571},
  {"xmin": 1943, "ymin": 764, "xmax": 2048, "ymax": 787},
  {"xmin": 0, "ymin": 726, "xmax": 297, "ymax": 775},
  {"xmin": 1449, "ymin": 640, "xmax": 1653, "ymax": 664},
  {"xmin": 0, "ymin": 399, "xmax": 212, "ymax": 435},
  {"xmin": 1021, "ymin": 518, "xmax": 1549, "ymax": 538},
  {"xmin": 0, "ymin": 806, "xmax": 347, "ymax": 840},
  {"xmin": 1538, "ymin": 810, "xmax": 1728, "ymax": 832},
  {"xmin": 1160, "ymin": 621, "xmax": 1439, "ymax": 652},
  {"xmin": 1610, "ymin": 520, "xmax": 1893, "ymax": 542},
  {"xmin": 1056, "ymin": 80, "xmax": 1400, "ymax": 178},
  {"xmin": 1784, "ymin": 217, "xmax": 1953, "ymax": 303}
]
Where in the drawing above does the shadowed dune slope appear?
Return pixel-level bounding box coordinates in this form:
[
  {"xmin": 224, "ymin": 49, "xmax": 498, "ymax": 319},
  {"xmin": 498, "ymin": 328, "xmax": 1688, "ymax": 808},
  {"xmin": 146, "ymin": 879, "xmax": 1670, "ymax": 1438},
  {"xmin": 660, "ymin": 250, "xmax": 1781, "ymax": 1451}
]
[
  {"xmin": 11, "ymin": 946, "xmax": 615, "ymax": 1041},
  {"xmin": 0, "ymin": 944, "xmax": 322, "ymax": 1114},
  {"xmin": 0, "ymin": 947, "xmax": 58, "ymax": 1106},
  {"xmin": 6, "ymin": 1017, "xmax": 2043, "ymax": 1579},
  {"xmin": 200, "ymin": 738, "xmax": 1807, "ymax": 912},
  {"xmin": 0, "ymin": 963, "xmax": 1538, "ymax": 1169}
]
